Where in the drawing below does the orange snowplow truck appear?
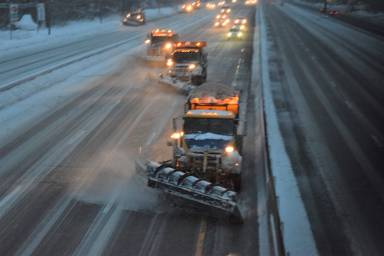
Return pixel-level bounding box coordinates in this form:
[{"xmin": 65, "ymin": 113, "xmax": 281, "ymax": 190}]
[
  {"xmin": 166, "ymin": 41, "xmax": 208, "ymax": 85},
  {"xmin": 145, "ymin": 29, "xmax": 179, "ymax": 61},
  {"xmin": 169, "ymin": 83, "xmax": 244, "ymax": 191},
  {"xmin": 186, "ymin": 90, "xmax": 239, "ymax": 116},
  {"xmin": 145, "ymin": 82, "xmax": 245, "ymax": 220}
]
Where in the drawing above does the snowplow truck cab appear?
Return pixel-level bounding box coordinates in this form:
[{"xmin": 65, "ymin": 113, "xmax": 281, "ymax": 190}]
[
  {"xmin": 166, "ymin": 41, "xmax": 208, "ymax": 85},
  {"xmin": 170, "ymin": 83, "xmax": 242, "ymax": 191},
  {"xmin": 122, "ymin": 9, "xmax": 145, "ymax": 25},
  {"xmin": 144, "ymin": 29, "xmax": 179, "ymax": 61}
]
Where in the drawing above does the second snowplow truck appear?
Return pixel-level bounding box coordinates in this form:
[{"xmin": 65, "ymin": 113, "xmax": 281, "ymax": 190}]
[
  {"xmin": 144, "ymin": 29, "xmax": 179, "ymax": 62},
  {"xmin": 162, "ymin": 41, "xmax": 207, "ymax": 86},
  {"xmin": 146, "ymin": 82, "xmax": 245, "ymax": 220}
]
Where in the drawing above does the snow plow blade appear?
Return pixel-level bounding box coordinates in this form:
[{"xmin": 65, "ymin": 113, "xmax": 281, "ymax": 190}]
[
  {"xmin": 146, "ymin": 161, "xmax": 243, "ymax": 221},
  {"xmin": 159, "ymin": 74, "xmax": 193, "ymax": 94}
]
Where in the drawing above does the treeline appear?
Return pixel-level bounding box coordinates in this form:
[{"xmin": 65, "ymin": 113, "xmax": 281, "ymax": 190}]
[
  {"xmin": 0, "ymin": 0, "xmax": 181, "ymax": 26},
  {"xmin": 300, "ymin": 0, "xmax": 384, "ymax": 11}
]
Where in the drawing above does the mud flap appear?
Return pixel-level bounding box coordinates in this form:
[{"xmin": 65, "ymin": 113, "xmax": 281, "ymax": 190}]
[{"xmin": 146, "ymin": 161, "xmax": 243, "ymax": 221}]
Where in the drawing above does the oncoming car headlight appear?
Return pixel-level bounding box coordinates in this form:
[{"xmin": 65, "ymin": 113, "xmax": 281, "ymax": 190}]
[
  {"xmin": 188, "ymin": 64, "xmax": 196, "ymax": 70},
  {"xmin": 237, "ymin": 32, "xmax": 243, "ymax": 37},
  {"xmin": 144, "ymin": 39, "xmax": 150, "ymax": 44},
  {"xmin": 227, "ymin": 32, "xmax": 232, "ymax": 37}
]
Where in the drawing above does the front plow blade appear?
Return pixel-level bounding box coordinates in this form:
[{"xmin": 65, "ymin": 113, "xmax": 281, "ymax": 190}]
[
  {"xmin": 158, "ymin": 74, "xmax": 193, "ymax": 94},
  {"xmin": 146, "ymin": 161, "xmax": 243, "ymax": 221}
]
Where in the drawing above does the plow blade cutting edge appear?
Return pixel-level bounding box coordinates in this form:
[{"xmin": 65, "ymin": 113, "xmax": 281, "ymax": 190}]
[
  {"xmin": 146, "ymin": 161, "xmax": 243, "ymax": 221},
  {"xmin": 158, "ymin": 74, "xmax": 193, "ymax": 94}
]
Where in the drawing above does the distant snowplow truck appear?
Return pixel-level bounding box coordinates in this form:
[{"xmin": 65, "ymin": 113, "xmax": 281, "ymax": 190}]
[
  {"xmin": 146, "ymin": 83, "xmax": 245, "ymax": 220},
  {"xmin": 144, "ymin": 29, "xmax": 179, "ymax": 62},
  {"xmin": 160, "ymin": 41, "xmax": 208, "ymax": 89}
]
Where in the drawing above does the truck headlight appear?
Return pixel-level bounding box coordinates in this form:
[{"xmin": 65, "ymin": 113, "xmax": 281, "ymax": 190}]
[
  {"xmin": 137, "ymin": 15, "xmax": 142, "ymax": 20},
  {"xmin": 188, "ymin": 64, "xmax": 196, "ymax": 70},
  {"xmin": 166, "ymin": 59, "xmax": 174, "ymax": 67},
  {"xmin": 171, "ymin": 132, "xmax": 182, "ymax": 139},
  {"xmin": 164, "ymin": 43, "xmax": 172, "ymax": 50},
  {"xmin": 225, "ymin": 145, "xmax": 234, "ymax": 153}
]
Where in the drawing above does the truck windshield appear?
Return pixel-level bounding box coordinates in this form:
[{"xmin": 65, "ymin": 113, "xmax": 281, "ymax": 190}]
[
  {"xmin": 183, "ymin": 118, "xmax": 234, "ymax": 135},
  {"xmin": 151, "ymin": 36, "xmax": 169, "ymax": 45},
  {"xmin": 173, "ymin": 51, "xmax": 200, "ymax": 63}
]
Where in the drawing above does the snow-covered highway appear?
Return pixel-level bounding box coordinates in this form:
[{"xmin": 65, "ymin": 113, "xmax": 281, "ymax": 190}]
[
  {"xmin": 0, "ymin": 5, "xmax": 265, "ymax": 256},
  {"xmin": 1, "ymin": 1, "xmax": 384, "ymax": 255}
]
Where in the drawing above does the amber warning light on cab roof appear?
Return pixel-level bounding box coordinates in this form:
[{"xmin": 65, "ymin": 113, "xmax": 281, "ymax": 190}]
[
  {"xmin": 175, "ymin": 41, "xmax": 207, "ymax": 48},
  {"xmin": 151, "ymin": 29, "xmax": 174, "ymax": 36}
]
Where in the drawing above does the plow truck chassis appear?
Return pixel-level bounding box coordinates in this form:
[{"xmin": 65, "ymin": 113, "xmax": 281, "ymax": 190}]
[
  {"xmin": 145, "ymin": 83, "xmax": 245, "ymax": 221},
  {"xmin": 144, "ymin": 29, "xmax": 179, "ymax": 62},
  {"xmin": 160, "ymin": 41, "xmax": 208, "ymax": 90}
]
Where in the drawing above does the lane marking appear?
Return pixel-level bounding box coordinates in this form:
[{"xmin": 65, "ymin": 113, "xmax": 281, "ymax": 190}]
[
  {"xmin": 194, "ymin": 219, "xmax": 207, "ymax": 256},
  {"xmin": 371, "ymin": 135, "xmax": 384, "ymax": 148},
  {"xmin": 0, "ymin": 185, "xmax": 21, "ymax": 210}
]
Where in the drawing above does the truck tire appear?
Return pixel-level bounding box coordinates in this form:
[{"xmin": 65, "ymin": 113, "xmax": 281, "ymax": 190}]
[
  {"xmin": 191, "ymin": 76, "xmax": 203, "ymax": 85},
  {"xmin": 232, "ymin": 174, "xmax": 241, "ymax": 192},
  {"xmin": 202, "ymin": 68, "xmax": 207, "ymax": 81}
]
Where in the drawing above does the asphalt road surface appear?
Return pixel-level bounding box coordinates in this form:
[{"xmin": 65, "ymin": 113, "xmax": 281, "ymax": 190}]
[
  {"xmin": 0, "ymin": 6, "xmax": 267, "ymax": 256},
  {"xmin": 264, "ymin": 3, "xmax": 384, "ymax": 255}
]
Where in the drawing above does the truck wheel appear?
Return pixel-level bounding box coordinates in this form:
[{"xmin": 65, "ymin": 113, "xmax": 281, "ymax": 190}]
[
  {"xmin": 232, "ymin": 174, "xmax": 241, "ymax": 192},
  {"xmin": 202, "ymin": 74, "xmax": 207, "ymax": 82},
  {"xmin": 191, "ymin": 76, "xmax": 203, "ymax": 85}
]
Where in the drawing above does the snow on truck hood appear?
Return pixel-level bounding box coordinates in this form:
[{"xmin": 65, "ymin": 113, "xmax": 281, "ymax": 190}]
[{"xmin": 184, "ymin": 133, "xmax": 233, "ymax": 151}]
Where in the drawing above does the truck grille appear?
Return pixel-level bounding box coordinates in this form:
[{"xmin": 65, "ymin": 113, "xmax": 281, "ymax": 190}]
[
  {"xmin": 187, "ymin": 152, "xmax": 222, "ymax": 172},
  {"xmin": 147, "ymin": 47, "xmax": 161, "ymax": 56},
  {"xmin": 172, "ymin": 65, "xmax": 190, "ymax": 79}
]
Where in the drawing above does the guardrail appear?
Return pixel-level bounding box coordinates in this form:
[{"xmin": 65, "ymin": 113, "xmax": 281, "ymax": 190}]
[
  {"xmin": 262, "ymin": 111, "xmax": 287, "ymax": 256},
  {"xmin": 254, "ymin": 5, "xmax": 287, "ymax": 256}
]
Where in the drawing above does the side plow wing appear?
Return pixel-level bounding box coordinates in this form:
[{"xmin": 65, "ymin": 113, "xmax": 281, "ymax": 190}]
[{"xmin": 146, "ymin": 161, "xmax": 243, "ymax": 221}]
